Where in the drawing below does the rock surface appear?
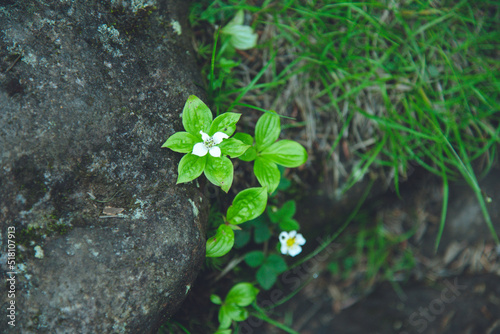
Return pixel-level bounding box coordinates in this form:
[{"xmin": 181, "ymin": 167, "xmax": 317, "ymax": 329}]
[{"xmin": 0, "ymin": 1, "xmax": 208, "ymax": 333}]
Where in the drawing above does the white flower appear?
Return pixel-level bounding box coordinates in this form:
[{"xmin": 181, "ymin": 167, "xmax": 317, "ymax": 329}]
[
  {"xmin": 279, "ymin": 231, "xmax": 306, "ymax": 257},
  {"xmin": 192, "ymin": 130, "xmax": 229, "ymax": 157},
  {"xmin": 221, "ymin": 10, "xmax": 258, "ymax": 50}
]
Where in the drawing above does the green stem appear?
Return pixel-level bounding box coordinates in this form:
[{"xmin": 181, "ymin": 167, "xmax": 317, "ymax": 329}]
[{"xmin": 251, "ymin": 304, "xmax": 300, "ymax": 334}]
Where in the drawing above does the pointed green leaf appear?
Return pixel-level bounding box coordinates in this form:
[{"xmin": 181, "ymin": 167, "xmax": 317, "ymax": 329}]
[
  {"xmin": 211, "ymin": 294, "xmax": 223, "ymax": 305},
  {"xmin": 261, "ymin": 140, "xmax": 307, "ymax": 167},
  {"xmin": 182, "ymin": 95, "xmax": 213, "ymax": 136},
  {"xmin": 206, "ymin": 224, "xmax": 235, "ymax": 258},
  {"xmin": 225, "ymin": 282, "xmax": 259, "ymax": 307},
  {"xmin": 177, "ymin": 154, "xmax": 206, "ymax": 184},
  {"xmin": 238, "ymin": 146, "xmax": 257, "ymax": 162},
  {"xmin": 204, "ymin": 155, "xmax": 233, "ymax": 193},
  {"xmin": 233, "ymin": 132, "xmax": 254, "ymax": 145},
  {"xmin": 162, "ymin": 131, "xmax": 198, "ymax": 153},
  {"xmin": 244, "ymin": 250, "xmax": 265, "ymax": 268},
  {"xmin": 209, "ymin": 112, "xmax": 241, "ymax": 137},
  {"xmin": 255, "ymin": 110, "xmax": 280, "ymax": 151},
  {"xmin": 254, "ymin": 157, "xmax": 280, "ymax": 194},
  {"xmin": 225, "ymin": 303, "xmax": 248, "ymax": 321},
  {"xmin": 227, "ymin": 187, "xmax": 268, "ymax": 225},
  {"xmin": 219, "ymin": 138, "xmax": 250, "ymax": 158},
  {"xmin": 218, "ymin": 305, "xmax": 232, "ymax": 329}
]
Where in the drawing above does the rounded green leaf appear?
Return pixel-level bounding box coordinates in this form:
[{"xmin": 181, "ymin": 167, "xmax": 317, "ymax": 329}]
[
  {"xmin": 162, "ymin": 131, "xmax": 198, "ymax": 153},
  {"xmin": 218, "ymin": 138, "xmax": 251, "ymax": 158},
  {"xmin": 182, "ymin": 95, "xmax": 213, "ymax": 136},
  {"xmin": 244, "ymin": 250, "xmax": 265, "ymax": 268},
  {"xmin": 254, "ymin": 157, "xmax": 280, "ymax": 194},
  {"xmin": 227, "ymin": 187, "xmax": 268, "ymax": 225},
  {"xmin": 177, "ymin": 154, "xmax": 206, "ymax": 184},
  {"xmin": 266, "ymin": 254, "xmax": 288, "ymax": 274},
  {"xmin": 209, "ymin": 112, "xmax": 241, "ymax": 137},
  {"xmin": 256, "ymin": 265, "xmax": 277, "ymax": 290},
  {"xmin": 225, "ymin": 282, "xmax": 259, "ymax": 307},
  {"xmin": 279, "ymin": 218, "xmax": 300, "ymax": 231},
  {"xmin": 255, "ymin": 110, "xmax": 280, "ymax": 151},
  {"xmin": 206, "ymin": 224, "xmax": 235, "ymax": 258},
  {"xmin": 204, "ymin": 155, "xmax": 234, "ymax": 193},
  {"xmin": 261, "ymin": 140, "xmax": 308, "ymax": 167},
  {"xmin": 267, "ymin": 200, "xmax": 296, "ymax": 223}
]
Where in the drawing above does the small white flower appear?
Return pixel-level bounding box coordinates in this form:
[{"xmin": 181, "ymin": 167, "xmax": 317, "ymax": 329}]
[
  {"xmin": 279, "ymin": 231, "xmax": 306, "ymax": 257},
  {"xmin": 192, "ymin": 130, "xmax": 229, "ymax": 157}
]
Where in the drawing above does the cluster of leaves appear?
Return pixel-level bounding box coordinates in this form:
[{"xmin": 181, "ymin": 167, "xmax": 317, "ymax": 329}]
[
  {"xmin": 210, "ymin": 283, "xmax": 259, "ymax": 333},
  {"xmin": 162, "ymin": 95, "xmax": 307, "ymax": 332}
]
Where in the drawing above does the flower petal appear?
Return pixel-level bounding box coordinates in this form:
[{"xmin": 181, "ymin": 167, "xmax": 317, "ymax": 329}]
[
  {"xmin": 200, "ymin": 130, "xmax": 210, "ymax": 142},
  {"xmin": 295, "ymin": 234, "xmax": 306, "ymax": 245},
  {"xmin": 288, "ymin": 230, "xmax": 297, "ymax": 238},
  {"xmin": 288, "ymin": 245, "xmax": 302, "ymax": 257},
  {"xmin": 192, "ymin": 142, "xmax": 208, "ymax": 156},
  {"xmin": 212, "ymin": 132, "xmax": 229, "ymax": 144},
  {"xmin": 279, "ymin": 231, "xmax": 289, "ymax": 242},
  {"xmin": 209, "ymin": 146, "xmax": 221, "ymax": 157},
  {"xmin": 280, "ymin": 243, "xmax": 289, "ymax": 255}
]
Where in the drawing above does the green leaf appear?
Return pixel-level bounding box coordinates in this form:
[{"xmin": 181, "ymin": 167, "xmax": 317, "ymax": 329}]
[
  {"xmin": 225, "ymin": 282, "xmax": 259, "ymax": 307},
  {"xmin": 182, "ymin": 95, "xmax": 213, "ymax": 136},
  {"xmin": 161, "ymin": 131, "xmax": 198, "ymax": 153},
  {"xmin": 267, "ymin": 200, "xmax": 296, "ymax": 223},
  {"xmin": 177, "ymin": 154, "xmax": 206, "ymax": 184},
  {"xmin": 211, "ymin": 294, "xmax": 223, "ymax": 305},
  {"xmin": 254, "ymin": 157, "xmax": 280, "ymax": 194},
  {"xmin": 255, "ymin": 110, "xmax": 280, "ymax": 151},
  {"xmin": 224, "ymin": 303, "xmax": 248, "ymax": 322},
  {"xmin": 238, "ymin": 146, "xmax": 257, "ymax": 162},
  {"xmin": 234, "ymin": 229, "xmax": 251, "ymax": 249},
  {"xmin": 256, "ymin": 265, "xmax": 277, "ymax": 290},
  {"xmin": 218, "ymin": 305, "xmax": 232, "ymax": 329},
  {"xmin": 266, "ymin": 254, "xmax": 288, "ymax": 274},
  {"xmin": 233, "ymin": 132, "xmax": 254, "ymax": 145},
  {"xmin": 214, "ymin": 329, "xmax": 232, "ymax": 334},
  {"xmin": 209, "ymin": 112, "xmax": 241, "ymax": 137},
  {"xmin": 244, "ymin": 250, "xmax": 265, "ymax": 268},
  {"xmin": 218, "ymin": 138, "xmax": 250, "ymax": 158},
  {"xmin": 227, "ymin": 187, "xmax": 268, "ymax": 225},
  {"xmin": 261, "ymin": 140, "xmax": 307, "ymax": 167},
  {"xmin": 204, "ymin": 155, "xmax": 233, "ymax": 193},
  {"xmin": 279, "ymin": 218, "xmax": 300, "ymax": 231},
  {"xmin": 253, "ymin": 220, "xmax": 271, "ymax": 244},
  {"xmin": 206, "ymin": 224, "xmax": 235, "ymax": 258}
]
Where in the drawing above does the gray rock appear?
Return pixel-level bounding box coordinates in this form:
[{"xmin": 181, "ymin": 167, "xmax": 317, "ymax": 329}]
[{"xmin": 0, "ymin": 0, "xmax": 208, "ymax": 333}]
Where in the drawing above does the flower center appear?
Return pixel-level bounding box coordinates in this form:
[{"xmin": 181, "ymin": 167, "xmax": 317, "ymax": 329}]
[
  {"xmin": 286, "ymin": 237, "xmax": 296, "ymax": 248},
  {"xmin": 204, "ymin": 137, "xmax": 215, "ymax": 148}
]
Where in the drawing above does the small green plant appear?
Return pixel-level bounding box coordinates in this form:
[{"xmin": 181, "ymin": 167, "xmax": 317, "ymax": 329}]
[
  {"xmin": 162, "ymin": 94, "xmax": 308, "ymax": 333},
  {"xmin": 210, "ymin": 282, "xmax": 259, "ymax": 331},
  {"xmin": 162, "ymin": 95, "xmax": 307, "ymax": 259}
]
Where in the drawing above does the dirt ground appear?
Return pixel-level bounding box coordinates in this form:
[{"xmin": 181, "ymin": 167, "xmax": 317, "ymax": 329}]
[{"xmin": 248, "ymin": 164, "xmax": 500, "ymax": 334}]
